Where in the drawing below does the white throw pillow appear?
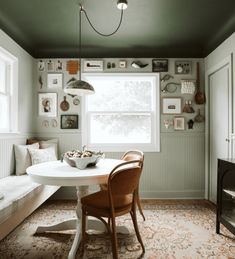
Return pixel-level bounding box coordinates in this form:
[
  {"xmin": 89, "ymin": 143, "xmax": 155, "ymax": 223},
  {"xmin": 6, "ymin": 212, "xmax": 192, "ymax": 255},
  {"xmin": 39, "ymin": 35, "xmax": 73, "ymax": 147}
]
[
  {"xmin": 40, "ymin": 139, "xmax": 58, "ymax": 158},
  {"xmin": 28, "ymin": 147, "xmax": 57, "ymax": 165},
  {"xmin": 0, "ymin": 192, "xmax": 4, "ymax": 200},
  {"xmin": 14, "ymin": 143, "xmax": 40, "ymax": 175}
]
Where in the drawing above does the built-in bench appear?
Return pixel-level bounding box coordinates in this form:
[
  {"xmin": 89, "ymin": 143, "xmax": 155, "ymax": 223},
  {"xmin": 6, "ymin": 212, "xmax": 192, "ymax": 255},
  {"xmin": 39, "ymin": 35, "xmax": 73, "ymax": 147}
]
[
  {"xmin": 0, "ymin": 175, "xmax": 60, "ymax": 240},
  {"xmin": 0, "ymin": 138, "xmax": 60, "ymax": 241}
]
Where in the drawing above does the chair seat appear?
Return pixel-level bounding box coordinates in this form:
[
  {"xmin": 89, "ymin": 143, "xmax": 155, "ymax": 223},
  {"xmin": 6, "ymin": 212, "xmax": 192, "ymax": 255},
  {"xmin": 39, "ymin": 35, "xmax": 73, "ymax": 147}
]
[{"xmin": 81, "ymin": 190, "xmax": 132, "ymax": 217}]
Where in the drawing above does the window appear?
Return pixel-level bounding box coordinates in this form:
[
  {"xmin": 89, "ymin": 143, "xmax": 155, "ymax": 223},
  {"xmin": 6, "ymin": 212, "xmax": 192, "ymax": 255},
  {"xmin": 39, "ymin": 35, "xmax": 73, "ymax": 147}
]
[
  {"xmin": 0, "ymin": 47, "xmax": 18, "ymax": 133},
  {"xmin": 82, "ymin": 73, "xmax": 160, "ymax": 152}
]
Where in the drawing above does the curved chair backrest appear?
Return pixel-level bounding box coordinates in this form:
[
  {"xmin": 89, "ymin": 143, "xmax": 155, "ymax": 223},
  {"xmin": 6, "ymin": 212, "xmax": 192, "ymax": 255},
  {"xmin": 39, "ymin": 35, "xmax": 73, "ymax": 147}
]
[
  {"xmin": 108, "ymin": 160, "xmax": 142, "ymax": 196},
  {"xmin": 121, "ymin": 150, "xmax": 144, "ymax": 169}
]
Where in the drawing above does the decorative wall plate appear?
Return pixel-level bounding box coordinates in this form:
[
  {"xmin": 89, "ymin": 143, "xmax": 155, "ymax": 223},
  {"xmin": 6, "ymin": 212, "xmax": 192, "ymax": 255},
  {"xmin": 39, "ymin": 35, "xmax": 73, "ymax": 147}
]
[
  {"xmin": 42, "ymin": 120, "xmax": 49, "ymax": 127},
  {"xmin": 51, "ymin": 119, "xmax": 58, "ymax": 128},
  {"xmin": 73, "ymin": 97, "xmax": 80, "ymax": 106},
  {"xmin": 60, "ymin": 96, "xmax": 70, "ymax": 111}
]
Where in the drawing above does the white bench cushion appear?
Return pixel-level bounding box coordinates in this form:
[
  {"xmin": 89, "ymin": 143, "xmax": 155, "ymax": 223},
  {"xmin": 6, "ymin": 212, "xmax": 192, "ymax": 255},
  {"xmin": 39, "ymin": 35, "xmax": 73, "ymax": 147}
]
[{"xmin": 0, "ymin": 175, "xmax": 42, "ymax": 224}]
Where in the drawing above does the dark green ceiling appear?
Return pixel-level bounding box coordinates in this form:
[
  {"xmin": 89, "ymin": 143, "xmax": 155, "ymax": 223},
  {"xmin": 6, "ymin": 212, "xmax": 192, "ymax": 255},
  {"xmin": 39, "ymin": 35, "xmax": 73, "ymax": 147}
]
[{"xmin": 0, "ymin": 0, "xmax": 235, "ymax": 58}]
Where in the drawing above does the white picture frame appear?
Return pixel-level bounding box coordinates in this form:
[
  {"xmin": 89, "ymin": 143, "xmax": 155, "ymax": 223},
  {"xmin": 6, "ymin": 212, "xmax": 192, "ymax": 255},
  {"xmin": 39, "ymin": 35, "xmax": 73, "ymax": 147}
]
[
  {"xmin": 47, "ymin": 73, "xmax": 63, "ymax": 88},
  {"xmin": 162, "ymin": 97, "xmax": 182, "ymax": 114},
  {"xmin": 38, "ymin": 93, "xmax": 57, "ymax": 117},
  {"xmin": 83, "ymin": 60, "xmax": 103, "ymax": 71},
  {"xmin": 174, "ymin": 117, "xmax": 185, "ymax": 130}
]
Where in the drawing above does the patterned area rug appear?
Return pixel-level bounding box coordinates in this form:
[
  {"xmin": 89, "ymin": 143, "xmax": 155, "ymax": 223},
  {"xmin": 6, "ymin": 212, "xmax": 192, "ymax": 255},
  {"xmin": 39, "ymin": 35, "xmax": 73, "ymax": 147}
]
[{"xmin": 0, "ymin": 200, "xmax": 234, "ymax": 259}]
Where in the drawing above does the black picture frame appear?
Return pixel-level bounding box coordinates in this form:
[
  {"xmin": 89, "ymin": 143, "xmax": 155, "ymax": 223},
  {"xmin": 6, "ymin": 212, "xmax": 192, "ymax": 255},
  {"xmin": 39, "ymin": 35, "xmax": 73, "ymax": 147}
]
[
  {"xmin": 61, "ymin": 115, "xmax": 79, "ymax": 129},
  {"xmin": 152, "ymin": 59, "xmax": 168, "ymax": 72}
]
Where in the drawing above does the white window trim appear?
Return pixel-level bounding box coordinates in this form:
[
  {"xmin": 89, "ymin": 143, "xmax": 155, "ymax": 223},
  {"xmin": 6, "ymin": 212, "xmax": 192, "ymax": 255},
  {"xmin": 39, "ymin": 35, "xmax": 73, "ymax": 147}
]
[
  {"xmin": 81, "ymin": 73, "xmax": 160, "ymax": 152},
  {"xmin": 0, "ymin": 47, "xmax": 18, "ymax": 133}
]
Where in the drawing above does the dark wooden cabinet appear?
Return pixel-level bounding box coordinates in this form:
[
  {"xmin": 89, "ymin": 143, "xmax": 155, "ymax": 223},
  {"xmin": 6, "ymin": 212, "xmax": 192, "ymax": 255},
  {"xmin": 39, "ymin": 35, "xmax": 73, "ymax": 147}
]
[{"xmin": 216, "ymin": 159, "xmax": 235, "ymax": 235}]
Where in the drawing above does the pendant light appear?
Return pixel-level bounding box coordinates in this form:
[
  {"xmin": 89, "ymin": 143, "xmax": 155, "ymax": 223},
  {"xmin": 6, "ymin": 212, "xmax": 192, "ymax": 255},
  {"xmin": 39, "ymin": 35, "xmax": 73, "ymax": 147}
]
[{"xmin": 64, "ymin": 0, "xmax": 128, "ymax": 96}]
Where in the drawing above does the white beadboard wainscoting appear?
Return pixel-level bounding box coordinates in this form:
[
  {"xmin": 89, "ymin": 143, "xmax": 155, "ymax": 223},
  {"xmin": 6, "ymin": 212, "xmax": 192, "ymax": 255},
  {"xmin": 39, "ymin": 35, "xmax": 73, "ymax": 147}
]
[
  {"xmin": 35, "ymin": 132, "xmax": 205, "ymax": 200},
  {"xmin": 0, "ymin": 135, "xmax": 31, "ymax": 179}
]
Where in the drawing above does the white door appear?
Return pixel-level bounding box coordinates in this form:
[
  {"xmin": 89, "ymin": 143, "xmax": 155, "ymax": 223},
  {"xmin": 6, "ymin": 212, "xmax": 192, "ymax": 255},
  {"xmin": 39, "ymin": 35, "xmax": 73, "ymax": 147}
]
[{"xmin": 207, "ymin": 56, "xmax": 232, "ymax": 203}]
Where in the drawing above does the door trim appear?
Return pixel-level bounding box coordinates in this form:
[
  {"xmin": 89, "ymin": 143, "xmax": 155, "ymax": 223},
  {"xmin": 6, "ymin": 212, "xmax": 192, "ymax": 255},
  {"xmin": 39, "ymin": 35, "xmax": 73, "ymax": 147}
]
[{"xmin": 205, "ymin": 53, "xmax": 233, "ymax": 200}]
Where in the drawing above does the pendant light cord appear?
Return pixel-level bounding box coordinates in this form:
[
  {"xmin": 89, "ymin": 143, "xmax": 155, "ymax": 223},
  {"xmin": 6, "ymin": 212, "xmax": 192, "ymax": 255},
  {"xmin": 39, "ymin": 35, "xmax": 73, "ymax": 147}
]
[{"xmin": 81, "ymin": 4, "xmax": 124, "ymax": 37}]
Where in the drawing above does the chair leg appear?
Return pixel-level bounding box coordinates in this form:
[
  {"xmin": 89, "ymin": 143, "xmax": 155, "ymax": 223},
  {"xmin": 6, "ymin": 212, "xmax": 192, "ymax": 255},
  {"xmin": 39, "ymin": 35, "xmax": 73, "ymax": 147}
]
[
  {"xmin": 130, "ymin": 209, "xmax": 145, "ymax": 254},
  {"xmin": 137, "ymin": 188, "xmax": 145, "ymax": 221},
  {"xmin": 110, "ymin": 216, "xmax": 118, "ymax": 259}
]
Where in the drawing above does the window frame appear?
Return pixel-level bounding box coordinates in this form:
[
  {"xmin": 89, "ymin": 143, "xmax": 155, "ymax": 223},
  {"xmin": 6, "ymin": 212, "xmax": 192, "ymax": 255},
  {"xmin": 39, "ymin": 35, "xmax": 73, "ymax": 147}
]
[
  {"xmin": 81, "ymin": 73, "xmax": 160, "ymax": 152},
  {"xmin": 0, "ymin": 47, "xmax": 18, "ymax": 134}
]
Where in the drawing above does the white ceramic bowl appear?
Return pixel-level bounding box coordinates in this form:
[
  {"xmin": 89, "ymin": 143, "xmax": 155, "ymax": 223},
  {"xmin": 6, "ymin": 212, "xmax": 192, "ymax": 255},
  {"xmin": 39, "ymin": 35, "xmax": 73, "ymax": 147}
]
[{"xmin": 63, "ymin": 153, "xmax": 104, "ymax": 170}]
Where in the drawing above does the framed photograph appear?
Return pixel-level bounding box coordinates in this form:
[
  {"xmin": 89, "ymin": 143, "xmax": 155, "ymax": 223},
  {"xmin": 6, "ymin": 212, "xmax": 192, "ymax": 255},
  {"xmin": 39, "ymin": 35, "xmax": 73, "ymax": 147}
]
[
  {"xmin": 47, "ymin": 60, "xmax": 54, "ymax": 71},
  {"xmin": 175, "ymin": 61, "xmax": 192, "ymax": 74},
  {"xmin": 119, "ymin": 60, "xmax": 127, "ymax": 68},
  {"xmin": 84, "ymin": 60, "xmax": 103, "ymax": 72},
  {"xmin": 152, "ymin": 59, "xmax": 168, "ymax": 72},
  {"xmin": 162, "ymin": 97, "xmax": 182, "ymax": 114},
  {"xmin": 174, "ymin": 117, "xmax": 185, "ymax": 130},
  {"xmin": 55, "ymin": 60, "xmax": 63, "ymax": 71},
  {"xmin": 47, "ymin": 73, "xmax": 63, "ymax": 88},
  {"xmin": 38, "ymin": 60, "xmax": 45, "ymax": 71},
  {"xmin": 38, "ymin": 93, "xmax": 57, "ymax": 117},
  {"xmin": 61, "ymin": 115, "xmax": 79, "ymax": 129}
]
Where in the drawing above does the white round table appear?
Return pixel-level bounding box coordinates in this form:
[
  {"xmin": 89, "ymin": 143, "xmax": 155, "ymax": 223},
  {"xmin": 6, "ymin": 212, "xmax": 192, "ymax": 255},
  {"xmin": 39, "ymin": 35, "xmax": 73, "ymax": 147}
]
[{"xmin": 27, "ymin": 158, "xmax": 124, "ymax": 259}]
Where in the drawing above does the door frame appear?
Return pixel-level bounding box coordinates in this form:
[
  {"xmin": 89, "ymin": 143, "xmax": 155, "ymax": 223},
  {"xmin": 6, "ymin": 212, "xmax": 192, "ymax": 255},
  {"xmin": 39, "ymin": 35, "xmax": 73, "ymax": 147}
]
[{"xmin": 205, "ymin": 53, "xmax": 233, "ymax": 200}]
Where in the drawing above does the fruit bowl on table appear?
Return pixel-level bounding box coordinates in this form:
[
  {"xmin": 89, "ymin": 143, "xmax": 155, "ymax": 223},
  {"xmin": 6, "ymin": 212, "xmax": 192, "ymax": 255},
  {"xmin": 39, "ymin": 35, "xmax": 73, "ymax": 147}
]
[{"xmin": 61, "ymin": 150, "xmax": 105, "ymax": 170}]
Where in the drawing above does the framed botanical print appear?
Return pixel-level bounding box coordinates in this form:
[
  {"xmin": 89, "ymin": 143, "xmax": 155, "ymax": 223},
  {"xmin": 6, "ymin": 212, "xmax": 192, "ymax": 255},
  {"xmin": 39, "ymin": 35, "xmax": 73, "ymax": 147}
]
[{"xmin": 47, "ymin": 73, "xmax": 63, "ymax": 88}]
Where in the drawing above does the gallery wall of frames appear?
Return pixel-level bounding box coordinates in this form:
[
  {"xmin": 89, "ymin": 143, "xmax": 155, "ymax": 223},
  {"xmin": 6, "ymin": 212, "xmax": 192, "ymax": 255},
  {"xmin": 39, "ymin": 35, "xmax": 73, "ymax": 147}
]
[{"xmin": 35, "ymin": 57, "xmax": 205, "ymax": 134}]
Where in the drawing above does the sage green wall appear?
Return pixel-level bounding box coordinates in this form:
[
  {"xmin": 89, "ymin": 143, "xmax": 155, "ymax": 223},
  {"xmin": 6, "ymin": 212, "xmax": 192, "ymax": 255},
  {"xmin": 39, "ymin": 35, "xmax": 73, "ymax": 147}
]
[{"xmin": 33, "ymin": 57, "xmax": 205, "ymax": 199}]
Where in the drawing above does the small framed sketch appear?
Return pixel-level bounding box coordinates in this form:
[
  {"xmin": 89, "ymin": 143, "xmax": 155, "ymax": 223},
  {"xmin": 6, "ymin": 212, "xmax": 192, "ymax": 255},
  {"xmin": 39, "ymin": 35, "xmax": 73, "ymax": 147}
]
[
  {"xmin": 162, "ymin": 97, "xmax": 182, "ymax": 114},
  {"xmin": 84, "ymin": 60, "xmax": 103, "ymax": 72},
  {"xmin": 47, "ymin": 73, "xmax": 63, "ymax": 88},
  {"xmin": 152, "ymin": 59, "xmax": 168, "ymax": 72},
  {"xmin": 174, "ymin": 117, "xmax": 185, "ymax": 130},
  {"xmin": 119, "ymin": 60, "xmax": 127, "ymax": 68},
  {"xmin": 175, "ymin": 61, "xmax": 192, "ymax": 74},
  {"xmin": 38, "ymin": 93, "xmax": 57, "ymax": 117},
  {"xmin": 47, "ymin": 60, "xmax": 54, "ymax": 71},
  {"xmin": 61, "ymin": 115, "xmax": 79, "ymax": 129},
  {"xmin": 55, "ymin": 60, "xmax": 63, "ymax": 71},
  {"xmin": 38, "ymin": 60, "xmax": 45, "ymax": 71}
]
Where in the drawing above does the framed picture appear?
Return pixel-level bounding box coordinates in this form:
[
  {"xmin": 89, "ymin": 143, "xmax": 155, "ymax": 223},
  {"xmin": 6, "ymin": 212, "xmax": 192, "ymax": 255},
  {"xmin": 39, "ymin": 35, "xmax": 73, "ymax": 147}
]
[
  {"xmin": 119, "ymin": 60, "xmax": 127, "ymax": 68},
  {"xmin": 162, "ymin": 97, "xmax": 182, "ymax": 114},
  {"xmin": 38, "ymin": 93, "xmax": 57, "ymax": 117},
  {"xmin": 174, "ymin": 117, "xmax": 185, "ymax": 130},
  {"xmin": 47, "ymin": 73, "xmax": 63, "ymax": 88},
  {"xmin": 55, "ymin": 60, "xmax": 63, "ymax": 71},
  {"xmin": 61, "ymin": 115, "xmax": 79, "ymax": 129},
  {"xmin": 152, "ymin": 59, "xmax": 168, "ymax": 72},
  {"xmin": 175, "ymin": 61, "xmax": 192, "ymax": 74},
  {"xmin": 47, "ymin": 60, "xmax": 54, "ymax": 71},
  {"xmin": 38, "ymin": 60, "xmax": 45, "ymax": 71},
  {"xmin": 84, "ymin": 60, "xmax": 103, "ymax": 72}
]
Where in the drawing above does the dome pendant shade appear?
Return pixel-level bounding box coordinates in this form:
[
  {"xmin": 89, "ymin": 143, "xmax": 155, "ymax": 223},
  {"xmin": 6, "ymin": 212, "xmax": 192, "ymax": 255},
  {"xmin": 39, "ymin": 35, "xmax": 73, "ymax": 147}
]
[
  {"xmin": 64, "ymin": 79, "xmax": 95, "ymax": 96},
  {"xmin": 117, "ymin": 0, "xmax": 128, "ymax": 10}
]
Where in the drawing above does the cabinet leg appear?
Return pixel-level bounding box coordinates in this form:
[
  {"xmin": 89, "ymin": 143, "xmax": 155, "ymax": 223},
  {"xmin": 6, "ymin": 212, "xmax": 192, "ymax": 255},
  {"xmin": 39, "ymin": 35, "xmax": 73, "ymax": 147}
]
[{"xmin": 216, "ymin": 219, "xmax": 220, "ymax": 234}]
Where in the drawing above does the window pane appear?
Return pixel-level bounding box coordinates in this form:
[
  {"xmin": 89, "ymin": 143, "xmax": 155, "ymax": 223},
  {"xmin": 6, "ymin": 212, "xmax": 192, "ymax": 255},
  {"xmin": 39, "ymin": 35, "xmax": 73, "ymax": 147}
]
[
  {"xmin": 0, "ymin": 95, "xmax": 9, "ymax": 130},
  {"xmin": 0, "ymin": 59, "xmax": 6, "ymax": 93},
  {"xmin": 87, "ymin": 76, "xmax": 153, "ymax": 111},
  {"xmin": 90, "ymin": 114, "xmax": 151, "ymax": 143}
]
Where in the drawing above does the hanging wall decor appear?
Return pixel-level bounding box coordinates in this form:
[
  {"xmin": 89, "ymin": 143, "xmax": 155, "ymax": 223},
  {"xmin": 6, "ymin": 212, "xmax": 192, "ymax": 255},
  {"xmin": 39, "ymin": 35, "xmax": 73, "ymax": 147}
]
[
  {"xmin": 47, "ymin": 73, "xmax": 63, "ymax": 88},
  {"xmin": 152, "ymin": 59, "xmax": 168, "ymax": 72},
  {"xmin": 84, "ymin": 60, "xmax": 103, "ymax": 72},
  {"xmin": 60, "ymin": 96, "xmax": 70, "ymax": 111},
  {"xmin": 175, "ymin": 61, "xmax": 192, "ymax": 74},
  {"xmin": 66, "ymin": 60, "xmax": 79, "ymax": 74},
  {"xmin": 55, "ymin": 60, "xmax": 63, "ymax": 71},
  {"xmin": 61, "ymin": 115, "xmax": 79, "ymax": 129},
  {"xmin": 174, "ymin": 117, "xmax": 185, "ymax": 130},
  {"xmin": 47, "ymin": 60, "xmax": 54, "ymax": 72},
  {"xmin": 38, "ymin": 93, "xmax": 57, "ymax": 117},
  {"xmin": 162, "ymin": 97, "xmax": 182, "ymax": 114},
  {"xmin": 38, "ymin": 60, "xmax": 45, "ymax": 71}
]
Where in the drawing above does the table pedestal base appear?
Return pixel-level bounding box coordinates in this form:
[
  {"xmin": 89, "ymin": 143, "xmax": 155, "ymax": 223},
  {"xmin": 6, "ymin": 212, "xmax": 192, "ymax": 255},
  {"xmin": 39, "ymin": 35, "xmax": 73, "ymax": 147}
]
[{"xmin": 35, "ymin": 185, "xmax": 129, "ymax": 259}]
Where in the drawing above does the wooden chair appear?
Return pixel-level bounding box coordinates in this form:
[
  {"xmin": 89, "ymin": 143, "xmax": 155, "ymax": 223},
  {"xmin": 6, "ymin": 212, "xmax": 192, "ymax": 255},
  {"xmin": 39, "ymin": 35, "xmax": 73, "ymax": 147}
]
[
  {"xmin": 81, "ymin": 160, "xmax": 145, "ymax": 259},
  {"xmin": 100, "ymin": 150, "xmax": 145, "ymax": 220}
]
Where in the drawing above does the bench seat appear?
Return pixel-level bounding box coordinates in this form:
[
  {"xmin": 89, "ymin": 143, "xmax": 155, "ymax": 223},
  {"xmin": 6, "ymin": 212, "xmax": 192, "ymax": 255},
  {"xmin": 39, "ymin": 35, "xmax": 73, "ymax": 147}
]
[{"xmin": 0, "ymin": 175, "xmax": 60, "ymax": 240}]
